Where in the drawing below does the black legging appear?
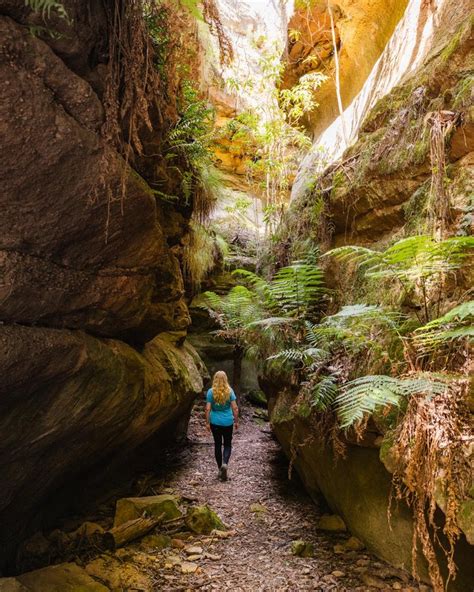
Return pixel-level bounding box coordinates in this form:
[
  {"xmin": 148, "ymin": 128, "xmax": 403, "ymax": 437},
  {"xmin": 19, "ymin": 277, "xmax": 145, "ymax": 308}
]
[{"xmin": 210, "ymin": 424, "xmax": 233, "ymax": 468}]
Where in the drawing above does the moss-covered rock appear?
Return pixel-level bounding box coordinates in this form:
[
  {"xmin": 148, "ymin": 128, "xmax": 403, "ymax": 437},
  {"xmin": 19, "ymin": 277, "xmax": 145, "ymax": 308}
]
[
  {"xmin": 291, "ymin": 540, "xmax": 314, "ymax": 557},
  {"xmin": 114, "ymin": 495, "xmax": 182, "ymax": 527},
  {"xmin": 185, "ymin": 506, "xmax": 226, "ymax": 534}
]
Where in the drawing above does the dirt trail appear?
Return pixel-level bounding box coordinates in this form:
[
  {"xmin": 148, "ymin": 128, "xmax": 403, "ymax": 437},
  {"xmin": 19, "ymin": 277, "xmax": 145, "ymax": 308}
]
[{"xmin": 151, "ymin": 402, "xmax": 428, "ymax": 591}]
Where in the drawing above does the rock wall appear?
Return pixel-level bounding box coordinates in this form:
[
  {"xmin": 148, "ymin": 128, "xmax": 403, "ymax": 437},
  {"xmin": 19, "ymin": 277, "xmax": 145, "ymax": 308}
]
[
  {"xmin": 0, "ymin": 0, "xmax": 204, "ymax": 564},
  {"xmin": 292, "ymin": 0, "xmax": 474, "ymax": 199},
  {"xmin": 288, "ymin": 3, "xmax": 473, "ymax": 246},
  {"xmin": 264, "ymin": 0, "xmax": 474, "ymax": 588},
  {"xmin": 282, "ymin": 0, "xmax": 409, "ymax": 138},
  {"xmin": 269, "ymin": 397, "xmax": 474, "ymax": 591}
]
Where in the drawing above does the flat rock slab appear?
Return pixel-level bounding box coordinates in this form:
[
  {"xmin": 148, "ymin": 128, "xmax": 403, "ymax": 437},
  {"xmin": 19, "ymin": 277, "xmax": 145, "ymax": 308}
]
[
  {"xmin": 114, "ymin": 494, "xmax": 181, "ymax": 527},
  {"xmin": 12, "ymin": 563, "xmax": 108, "ymax": 591}
]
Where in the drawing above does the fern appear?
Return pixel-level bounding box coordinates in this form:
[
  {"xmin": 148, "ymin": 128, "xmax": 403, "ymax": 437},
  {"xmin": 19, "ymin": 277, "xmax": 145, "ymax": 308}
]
[
  {"xmin": 327, "ymin": 235, "xmax": 474, "ymax": 282},
  {"xmin": 269, "ymin": 262, "xmax": 326, "ymax": 319},
  {"xmin": 335, "ymin": 375, "xmax": 447, "ymax": 428},
  {"xmin": 268, "ymin": 346, "xmax": 327, "ymax": 366},
  {"xmin": 414, "ymin": 301, "xmax": 474, "ymax": 347},
  {"xmin": 308, "ymin": 375, "xmax": 339, "ymax": 411}
]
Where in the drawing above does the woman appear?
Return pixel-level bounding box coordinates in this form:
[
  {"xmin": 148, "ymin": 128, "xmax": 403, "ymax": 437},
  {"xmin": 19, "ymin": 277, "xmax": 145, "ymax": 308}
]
[{"xmin": 206, "ymin": 371, "xmax": 239, "ymax": 481}]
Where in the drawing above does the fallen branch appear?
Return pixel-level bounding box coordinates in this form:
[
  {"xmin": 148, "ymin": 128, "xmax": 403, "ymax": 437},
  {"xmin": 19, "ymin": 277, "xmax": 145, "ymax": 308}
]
[{"xmin": 101, "ymin": 513, "xmax": 165, "ymax": 550}]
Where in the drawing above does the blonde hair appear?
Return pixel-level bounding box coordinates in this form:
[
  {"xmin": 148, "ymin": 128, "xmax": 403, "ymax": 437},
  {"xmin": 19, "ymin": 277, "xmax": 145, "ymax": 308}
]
[{"xmin": 212, "ymin": 371, "xmax": 231, "ymax": 405}]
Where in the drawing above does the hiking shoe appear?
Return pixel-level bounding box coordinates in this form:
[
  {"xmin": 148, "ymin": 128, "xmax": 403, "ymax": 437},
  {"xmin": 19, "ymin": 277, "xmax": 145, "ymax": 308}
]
[{"xmin": 220, "ymin": 464, "xmax": 228, "ymax": 481}]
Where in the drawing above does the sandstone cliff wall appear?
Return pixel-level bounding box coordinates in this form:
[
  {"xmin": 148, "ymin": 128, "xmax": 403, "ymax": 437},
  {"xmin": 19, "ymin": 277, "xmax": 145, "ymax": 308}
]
[{"xmin": 0, "ymin": 0, "xmax": 204, "ymax": 563}]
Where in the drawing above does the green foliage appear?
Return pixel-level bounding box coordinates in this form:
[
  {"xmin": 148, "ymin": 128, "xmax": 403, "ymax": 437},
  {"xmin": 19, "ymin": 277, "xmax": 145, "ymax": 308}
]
[
  {"xmin": 165, "ymin": 81, "xmax": 221, "ymax": 217},
  {"xmin": 327, "ymin": 235, "xmax": 474, "ymax": 322},
  {"xmin": 268, "ymin": 263, "xmax": 326, "ymax": 319},
  {"xmin": 327, "ymin": 236, "xmax": 473, "ymax": 281},
  {"xmin": 183, "ymin": 223, "xmax": 227, "ymax": 290},
  {"xmin": 308, "ymin": 305, "xmax": 402, "ymax": 356},
  {"xmin": 307, "ymin": 375, "xmax": 339, "ymax": 412},
  {"xmin": 335, "ymin": 375, "xmax": 447, "ymax": 429},
  {"xmin": 167, "ymin": 81, "xmax": 215, "ymax": 166},
  {"xmin": 25, "ymin": 0, "xmax": 69, "ymax": 21},
  {"xmin": 414, "ymin": 301, "xmax": 474, "ymax": 347}
]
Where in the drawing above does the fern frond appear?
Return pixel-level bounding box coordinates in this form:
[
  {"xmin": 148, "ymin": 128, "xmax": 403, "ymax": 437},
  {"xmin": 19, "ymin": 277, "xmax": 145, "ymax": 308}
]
[
  {"xmin": 309, "ymin": 375, "xmax": 339, "ymax": 411},
  {"xmin": 414, "ymin": 301, "xmax": 474, "ymax": 347},
  {"xmin": 335, "ymin": 375, "xmax": 447, "ymax": 428}
]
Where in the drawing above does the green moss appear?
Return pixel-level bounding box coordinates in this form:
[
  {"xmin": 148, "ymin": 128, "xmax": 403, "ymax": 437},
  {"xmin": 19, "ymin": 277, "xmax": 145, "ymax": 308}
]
[
  {"xmin": 440, "ymin": 29, "xmax": 463, "ymax": 63},
  {"xmin": 452, "ymin": 74, "xmax": 474, "ymax": 109}
]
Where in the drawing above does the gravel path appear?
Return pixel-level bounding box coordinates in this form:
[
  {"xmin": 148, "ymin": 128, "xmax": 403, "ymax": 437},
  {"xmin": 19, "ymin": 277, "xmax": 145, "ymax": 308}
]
[{"xmin": 151, "ymin": 402, "xmax": 429, "ymax": 592}]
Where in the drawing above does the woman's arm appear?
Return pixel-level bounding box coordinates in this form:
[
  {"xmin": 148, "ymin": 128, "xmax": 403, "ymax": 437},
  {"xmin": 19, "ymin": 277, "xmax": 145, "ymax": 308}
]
[
  {"xmin": 231, "ymin": 400, "xmax": 239, "ymax": 429},
  {"xmin": 205, "ymin": 402, "xmax": 211, "ymax": 432}
]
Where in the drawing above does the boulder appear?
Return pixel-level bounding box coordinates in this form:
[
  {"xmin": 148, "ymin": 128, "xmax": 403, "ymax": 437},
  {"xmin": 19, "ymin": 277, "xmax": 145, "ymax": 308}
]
[
  {"xmin": 114, "ymin": 495, "xmax": 182, "ymax": 527},
  {"xmin": 0, "ymin": 327, "xmax": 202, "ymax": 556},
  {"xmin": 185, "ymin": 506, "xmax": 226, "ymax": 534}
]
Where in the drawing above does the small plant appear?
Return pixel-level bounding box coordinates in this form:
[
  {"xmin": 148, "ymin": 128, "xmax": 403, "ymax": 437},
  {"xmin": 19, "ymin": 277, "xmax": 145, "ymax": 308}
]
[{"xmin": 25, "ymin": 0, "xmax": 69, "ymax": 21}]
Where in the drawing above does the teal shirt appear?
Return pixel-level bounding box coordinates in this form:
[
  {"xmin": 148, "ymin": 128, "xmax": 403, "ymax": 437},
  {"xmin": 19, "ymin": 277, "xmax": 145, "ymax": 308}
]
[{"xmin": 206, "ymin": 388, "xmax": 236, "ymax": 426}]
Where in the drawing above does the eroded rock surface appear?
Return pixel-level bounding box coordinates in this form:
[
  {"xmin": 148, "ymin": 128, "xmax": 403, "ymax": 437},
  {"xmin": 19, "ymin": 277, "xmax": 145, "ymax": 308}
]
[{"xmin": 0, "ymin": 0, "xmax": 204, "ymax": 564}]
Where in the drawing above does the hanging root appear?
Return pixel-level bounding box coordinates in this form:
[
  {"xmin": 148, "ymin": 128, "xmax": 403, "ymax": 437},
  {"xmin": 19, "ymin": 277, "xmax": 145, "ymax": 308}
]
[
  {"xmin": 391, "ymin": 380, "xmax": 472, "ymax": 591},
  {"xmin": 426, "ymin": 110, "xmax": 461, "ymax": 239},
  {"xmin": 94, "ymin": 0, "xmax": 232, "ymax": 239},
  {"xmin": 202, "ymin": 0, "xmax": 233, "ymax": 65}
]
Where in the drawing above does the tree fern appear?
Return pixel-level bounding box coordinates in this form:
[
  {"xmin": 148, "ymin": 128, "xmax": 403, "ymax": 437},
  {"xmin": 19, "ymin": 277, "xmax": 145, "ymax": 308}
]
[{"xmin": 335, "ymin": 375, "xmax": 447, "ymax": 428}]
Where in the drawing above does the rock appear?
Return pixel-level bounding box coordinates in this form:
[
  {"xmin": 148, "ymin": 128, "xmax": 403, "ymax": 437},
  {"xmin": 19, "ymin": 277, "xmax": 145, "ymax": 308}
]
[
  {"xmin": 246, "ymin": 389, "xmax": 267, "ymax": 407},
  {"xmin": 180, "ymin": 561, "xmax": 199, "ymax": 574},
  {"xmin": 212, "ymin": 529, "xmax": 234, "ymax": 539},
  {"xmin": 392, "ymin": 584, "xmax": 402, "ymax": 590},
  {"xmin": 70, "ymin": 521, "xmax": 104, "ymax": 539},
  {"xmin": 0, "ymin": 4, "xmax": 207, "ymax": 557},
  {"xmin": 317, "ymin": 514, "xmax": 347, "ymax": 532},
  {"xmin": 141, "ymin": 533, "xmax": 171, "ymax": 550},
  {"xmin": 0, "ymin": 579, "xmax": 29, "ymax": 591},
  {"xmin": 16, "ymin": 562, "xmax": 108, "ymax": 591},
  {"xmin": 185, "ymin": 545, "xmax": 203, "ymax": 555},
  {"xmin": 204, "ymin": 553, "xmax": 221, "ymax": 561},
  {"xmin": 361, "ymin": 573, "xmax": 387, "ymax": 589},
  {"xmin": 291, "ymin": 540, "xmax": 314, "ymax": 557},
  {"xmin": 86, "ymin": 555, "xmax": 152, "ymax": 590},
  {"xmin": 185, "ymin": 506, "xmax": 226, "ymax": 534},
  {"xmin": 249, "ymin": 503, "xmax": 267, "ymax": 513},
  {"xmin": 344, "ymin": 536, "xmax": 365, "ymax": 551},
  {"xmin": 333, "ymin": 543, "xmax": 346, "ymax": 554},
  {"xmin": 332, "ymin": 570, "xmax": 345, "ymax": 577},
  {"xmin": 0, "ymin": 327, "xmax": 203, "ymax": 555},
  {"xmin": 114, "ymin": 494, "xmax": 182, "ymax": 527},
  {"xmin": 457, "ymin": 498, "xmax": 474, "ymax": 544},
  {"xmin": 186, "ymin": 554, "xmax": 202, "ymax": 561}
]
